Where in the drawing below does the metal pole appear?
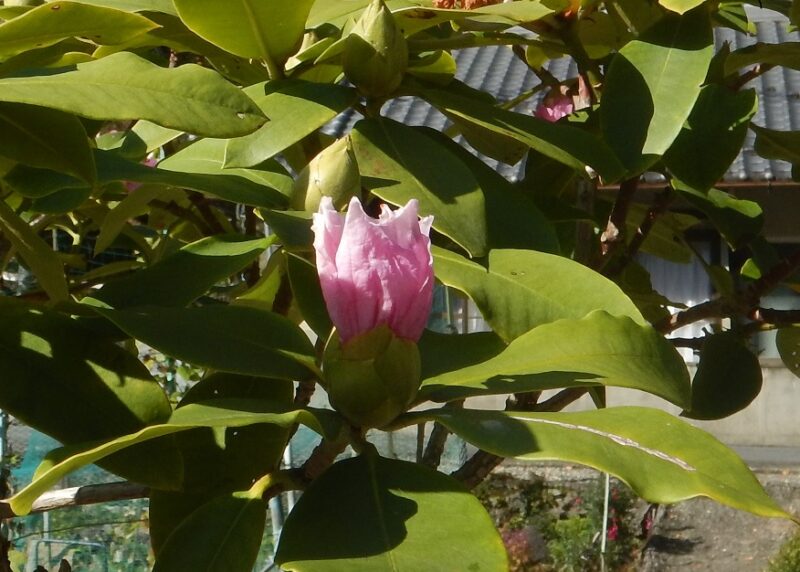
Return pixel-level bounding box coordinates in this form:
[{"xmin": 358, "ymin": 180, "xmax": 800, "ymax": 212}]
[{"xmin": 600, "ymin": 472, "xmax": 610, "ymax": 572}]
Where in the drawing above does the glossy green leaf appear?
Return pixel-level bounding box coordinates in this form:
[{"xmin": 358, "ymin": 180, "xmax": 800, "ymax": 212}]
[
  {"xmin": 433, "ymin": 247, "xmax": 645, "ymax": 342},
  {"xmin": 659, "ymin": 0, "xmax": 705, "ymax": 13},
  {"xmin": 286, "ymin": 252, "xmax": 332, "ymax": 340},
  {"xmin": 10, "ymin": 399, "xmax": 336, "ymax": 515},
  {"xmin": 394, "ymin": 1, "xmax": 561, "ymax": 36},
  {"xmin": 421, "ymin": 88, "xmax": 625, "ymax": 181},
  {"xmin": 173, "ymin": 0, "xmax": 315, "ymax": 62},
  {"xmin": 117, "ymin": 119, "xmax": 183, "ymax": 160},
  {"xmin": 30, "ymin": 186, "xmax": 90, "ymax": 213},
  {"xmin": 676, "ymin": 184, "xmax": 763, "ymax": 249},
  {"xmin": 420, "ymin": 311, "xmax": 690, "ymax": 406},
  {"xmin": 684, "ymin": 332, "xmax": 762, "ymax": 420},
  {"xmin": 261, "ymin": 209, "xmax": 314, "ymax": 251},
  {"xmin": 275, "ymin": 455, "xmax": 507, "ymax": 571},
  {"xmin": 751, "ymin": 125, "xmax": 800, "ymax": 164},
  {"xmin": 307, "ymin": 0, "xmax": 415, "ymax": 28},
  {"xmin": 0, "ymin": 199, "xmax": 68, "ymax": 301},
  {"xmin": 0, "ymin": 1, "xmax": 157, "ymax": 59},
  {"xmin": 154, "ymin": 486, "xmax": 267, "ymax": 572},
  {"xmin": 777, "ymin": 327, "xmax": 800, "ymax": 379},
  {"xmin": 0, "ymin": 102, "xmax": 94, "ymax": 181},
  {"xmin": 92, "ymin": 235, "xmax": 273, "ymax": 309},
  {"xmin": 94, "ymin": 185, "xmax": 165, "ymax": 254},
  {"xmin": 224, "ymin": 80, "xmax": 359, "ymax": 169},
  {"xmin": 725, "ymin": 42, "xmax": 800, "ymax": 74},
  {"xmin": 664, "ymin": 85, "xmax": 757, "ymax": 191},
  {"xmin": 601, "ymin": 8, "xmax": 713, "ymax": 173},
  {"xmin": 351, "ymin": 118, "xmax": 488, "ymax": 257},
  {"xmin": 421, "ymin": 407, "xmax": 793, "ymax": 520},
  {"xmin": 91, "ymin": 305, "xmax": 317, "ymax": 380},
  {"xmin": 0, "ymin": 52, "xmax": 266, "ymax": 137}
]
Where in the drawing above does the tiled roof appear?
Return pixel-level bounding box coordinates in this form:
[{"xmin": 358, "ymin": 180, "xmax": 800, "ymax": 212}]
[{"xmin": 328, "ymin": 18, "xmax": 800, "ymax": 183}]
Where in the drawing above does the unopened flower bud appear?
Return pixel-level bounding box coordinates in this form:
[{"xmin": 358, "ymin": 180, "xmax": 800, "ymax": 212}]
[
  {"xmin": 323, "ymin": 326, "xmax": 421, "ymax": 428},
  {"xmin": 342, "ymin": 0, "xmax": 408, "ymax": 98},
  {"xmin": 292, "ymin": 137, "xmax": 361, "ymax": 212}
]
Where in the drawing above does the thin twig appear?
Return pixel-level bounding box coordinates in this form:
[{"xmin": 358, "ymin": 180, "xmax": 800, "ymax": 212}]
[{"xmin": 600, "ymin": 177, "xmax": 638, "ymax": 258}]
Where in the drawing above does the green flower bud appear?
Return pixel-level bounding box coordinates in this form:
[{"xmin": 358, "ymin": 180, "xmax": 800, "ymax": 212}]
[
  {"xmin": 292, "ymin": 136, "xmax": 361, "ymax": 212},
  {"xmin": 322, "ymin": 325, "xmax": 421, "ymax": 429},
  {"xmin": 342, "ymin": 0, "xmax": 409, "ymax": 98}
]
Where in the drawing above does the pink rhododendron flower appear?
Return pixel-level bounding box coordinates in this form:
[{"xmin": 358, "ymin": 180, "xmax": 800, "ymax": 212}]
[
  {"xmin": 313, "ymin": 196, "xmax": 434, "ymax": 344},
  {"xmin": 534, "ymin": 92, "xmax": 575, "ymax": 123}
]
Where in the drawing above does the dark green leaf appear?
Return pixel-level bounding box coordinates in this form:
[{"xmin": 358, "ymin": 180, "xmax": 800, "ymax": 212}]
[
  {"xmin": 352, "ymin": 118, "xmax": 488, "ymax": 257},
  {"xmin": 419, "ymin": 311, "xmax": 690, "ymax": 407},
  {"xmin": 421, "ymin": 87, "xmax": 625, "ymax": 181},
  {"xmin": 0, "ymin": 102, "xmax": 94, "ymax": 181},
  {"xmin": 684, "ymin": 332, "xmax": 762, "ymax": 420},
  {"xmin": 676, "ymin": 184, "xmax": 763, "ymax": 249},
  {"xmin": 286, "ymin": 252, "xmax": 332, "ymax": 340},
  {"xmin": 777, "ymin": 327, "xmax": 800, "ymax": 379},
  {"xmin": 275, "ymin": 455, "xmax": 507, "ymax": 571},
  {"xmin": 664, "ymin": 85, "xmax": 757, "ymax": 191},
  {"xmin": 751, "ymin": 125, "xmax": 800, "ymax": 164},
  {"xmin": 90, "ymin": 305, "xmax": 317, "ymax": 380},
  {"xmin": 725, "ymin": 42, "xmax": 800, "ymax": 74},
  {"xmin": 92, "ymin": 235, "xmax": 273, "ymax": 309},
  {"xmin": 418, "ymin": 329, "xmax": 506, "ymax": 383}
]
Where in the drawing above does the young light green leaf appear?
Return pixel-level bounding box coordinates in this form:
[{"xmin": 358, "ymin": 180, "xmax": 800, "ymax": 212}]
[
  {"xmin": 0, "ymin": 1, "xmax": 158, "ymax": 59},
  {"xmin": 419, "ymin": 311, "xmax": 690, "ymax": 407},
  {"xmin": 0, "ymin": 200, "xmax": 68, "ymax": 301},
  {"xmin": 224, "ymin": 80, "xmax": 359, "ymax": 169},
  {"xmin": 351, "ymin": 118, "xmax": 488, "ymax": 257},
  {"xmin": 0, "ymin": 52, "xmax": 266, "ymax": 137},
  {"xmin": 173, "ymin": 0, "xmax": 315, "ymax": 63},
  {"xmin": 658, "ymin": 0, "xmax": 705, "ymax": 14},
  {"xmin": 421, "ymin": 407, "xmax": 794, "ymax": 521},
  {"xmin": 601, "ymin": 7, "xmax": 713, "ymax": 174},
  {"xmin": 433, "ymin": 247, "xmax": 645, "ymax": 342},
  {"xmin": 275, "ymin": 455, "xmax": 508, "ymax": 572}
]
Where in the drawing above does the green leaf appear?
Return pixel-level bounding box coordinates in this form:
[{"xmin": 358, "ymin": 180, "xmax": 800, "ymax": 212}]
[
  {"xmin": 0, "ymin": 199, "xmax": 68, "ymax": 301},
  {"xmin": 351, "ymin": 118, "xmax": 488, "ymax": 257},
  {"xmin": 174, "ymin": 373, "xmax": 293, "ymax": 492},
  {"xmin": 684, "ymin": 332, "xmax": 762, "ymax": 420},
  {"xmin": 224, "ymin": 80, "xmax": 359, "ymax": 169},
  {"xmin": 777, "ymin": 327, "xmax": 800, "ymax": 379},
  {"xmin": 94, "ymin": 184, "xmax": 165, "ymax": 254},
  {"xmin": 173, "ymin": 0, "xmax": 315, "ymax": 63},
  {"xmin": 92, "ymin": 235, "xmax": 273, "ymax": 309},
  {"xmin": 0, "ymin": 1, "xmax": 158, "ymax": 59},
  {"xmin": 154, "ymin": 486, "xmax": 267, "ymax": 572},
  {"xmin": 116, "ymin": 119, "xmax": 183, "ymax": 160},
  {"xmin": 421, "ymin": 126, "xmax": 559, "ymax": 253},
  {"xmin": 419, "ymin": 311, "xmax": 690, "ymax": 406},
  {"xmin": 659, "ymin": 0, "xmax": 705, "ymax": 13},
  {"xmin": 261, "ymin": 209, "xmax": 314, "ymax": 251},
  {"xmin": 30, "ymin": 186, "xmax": 90, "ymax": 213},
  {"xmin": 725, "ymin": 42, "xmax": 800, "ymax": 74},
  {"xmin": 307, "ymin": 0, "xmax": 415, "ymax": 28},
  {"xmin": 9, "ymin": 399, "xmax": 336, "ymax": 515},
  {"xmin": 0, "ymin": 102, "xmax": 94, "ymax": 181},
  {"xmin": 422, "ymin": 407, "xmax": 793, "ymax": 520},
  {"xmin": 286, "ymin": 252, "xmax": 332, "ymax": 340},
  {"xmin": 0, "ymin": 52, "xmax": 266, "ymax": 137},
  {"xmin": 433, "ymin": 247, "xmax": 645, "ymax": 342},
  {"xmin": 0, "ymin": 299, "xmax": 171, "ymax": 441},
  {"xmin": 418, "ymin": 330, "xmax": 506, "ymax": 382},
  {"xmin": 751, "ymin": 125, "xmax": 800, "ymax": 164},
  {"xmin": 675, "ymin": 184, "xmax": 763, "ymax": 249},
  {"xmin": 53, "ymin": 0, "xmax": 177, "ymax": 14},
  {"xmin": 664, "ymin": 85, "xmax": 757, "ymax": 191},
  {"xmin": 394, "ymin": 1, "xmax": 561, "ymax": 36},
  {"xmin": 91, "ymin": 305, "xmax": 317, "ymax": 380},
  {"xmin": 275, "ymin": 455, "xmax": 507, "ymax": 571},
  {"xmin": 601, "ymin": 7, "xmax": 713, "ymax": 174},
  {"xmin": 420, "ymin": 87, "xmax": 625, "ymax": 181}
]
